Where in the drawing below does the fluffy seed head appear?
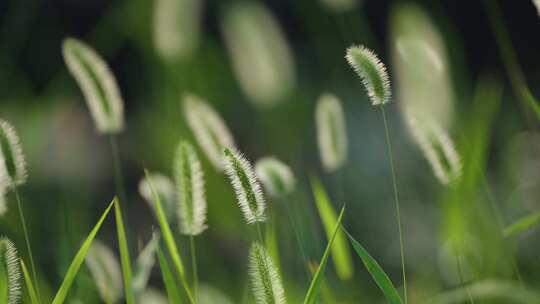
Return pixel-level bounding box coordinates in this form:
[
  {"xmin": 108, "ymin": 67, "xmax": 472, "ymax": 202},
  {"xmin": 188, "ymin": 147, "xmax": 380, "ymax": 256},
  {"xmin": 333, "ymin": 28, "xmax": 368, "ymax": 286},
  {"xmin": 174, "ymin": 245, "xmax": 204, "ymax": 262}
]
[
  {"xmin": 85, "ymin": 240, "xmax": 123, "ymax": 303},
  {"xmin": 0, "ymin": 237, "xmax": 21, "ymax": 304},
  {"xmin": 255, "ymin": 157, "xmax": 295, "ymax": 198},
  {"xmin": 406, "ymin": 114, "xmax": 461, "ymax": 185},
  {"xmin": 174, "ymin": 141, "xmax": 208, "ymax": 235},
  {"xmin": 152, "ymin": 0, "xmax": 202, "ymax": 61},
  {"xmin": 248, "ymin": 242, "xmax": 286, "ymax": 304},
  {"xmin": 315, "ymin": 93, "xmax": 348, "ymax": 172},
  {"xmin": 0, "ymin": 119, "xmax": 27, "ymax": 189},
  {"xmin": 138, "ymin": 173, "xmax": 175, "ymax": 219},
  {"xmin": 222, "ymin": 148, "xmax": 266, "ymax": 224},
  {"xmin": 345, "ymin": 45, "xmax": 391, "ymax": 106},
  {"xmin": 183, "ymin": 94, "xmax": 236, "ymax": 170},
  {"xmin": 534, "ymin": 0, "xmax": 540, "ymax": 16},
  {"xmin": 62, "ymin": 38, "xmax": 125, "ymax": 134}
]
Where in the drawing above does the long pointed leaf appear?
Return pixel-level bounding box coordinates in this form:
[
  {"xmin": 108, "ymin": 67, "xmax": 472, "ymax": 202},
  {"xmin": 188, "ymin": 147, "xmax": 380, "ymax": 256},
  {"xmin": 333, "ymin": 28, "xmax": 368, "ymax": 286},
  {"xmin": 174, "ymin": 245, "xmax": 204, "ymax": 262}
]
[
  {"xmin": 344, "ymin": 230, "xmax": 403, "ymax": 304},
  {"xmin": 51, "ymin": 199, "xmax": 114, "ymax": 304},
  {"xmin": 21, "ymin": 260, "xmax": 40, "ymax": 304},
  {"xmin": 157, "ymin": 247, "xmax": 182, "ymax": 304},
  {"xmin": 114, "ymin": 197, "xmax": 135, "ymax": 304},
  {"xmin": 310, "ymin": 177, "xmax": 353, "ymax": 280},
  {"xmin": 303, "ymin": 206, "xmax": 345, "ymax": 304},
  {"xmin": 503, "ymin": 211, "xmax": 540, "ymax": 237},
  {"xmin": 144, "ymin": 169, "xmax": 195, "ymax": 303}
]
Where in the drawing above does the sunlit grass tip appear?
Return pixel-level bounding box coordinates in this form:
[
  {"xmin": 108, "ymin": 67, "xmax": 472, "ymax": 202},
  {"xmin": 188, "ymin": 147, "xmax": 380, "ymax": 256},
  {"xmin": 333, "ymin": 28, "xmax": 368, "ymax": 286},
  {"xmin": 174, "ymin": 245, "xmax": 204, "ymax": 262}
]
[
  {"xmin": 62, "ymin": 38, "xmax": 125, "ymax": 134},
  {"xmin": 183, "ymin": 93, "xmax": 236, "ymax": 170},
  {"xmin": 345, "ymin": 45, "xmax": 391, "ymax": 106},
  {"xmin": 249, "ymin": 242, "xmax": 286, "ymax": 304},
  {"xmin": 255, "ymin": 157, "xmax": 296, "ymax": 198},
  {"xmin": 174, "ymin": 141, "xmax": 208, "ymax": 235},
  {"xmin": 0, "ymin": 119, "xmax": 27, "ymax": 189},
  {"xmin": 223, "ymin": 147, "xmax": 266, "ymax": 224},
  {"xmin": 315, "ymin": 93, "xmax": 348, "ymax": 172},
  {"xmin": 405, "ymin": 115, "xmax": 461, "ymax": 185},
  {"xmin": 85, "ymin": 240, "xmax": 123, "ymax": 303},
  {"xmin": 138, "ymin": 173, "xmax": 175, "ymax": 219},
  {"xmin": 1, "ymin": 237, "xmax": 21, "ymax": 304}
]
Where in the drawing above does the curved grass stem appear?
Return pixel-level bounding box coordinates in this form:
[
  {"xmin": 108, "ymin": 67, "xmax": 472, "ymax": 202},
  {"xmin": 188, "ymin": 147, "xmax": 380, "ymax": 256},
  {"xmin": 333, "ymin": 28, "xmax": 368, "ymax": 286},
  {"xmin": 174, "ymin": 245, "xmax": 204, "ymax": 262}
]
[
  {"xmin": 15, "ymin": 188, "xmax": 41, "ymax": 303},
  {"xmin": 380, "ymin": 106, "xmax": 407, "ymax": 304},
  {"xmin": 190, "ymin": 235, "xmax": 199, "ymax": 304}
]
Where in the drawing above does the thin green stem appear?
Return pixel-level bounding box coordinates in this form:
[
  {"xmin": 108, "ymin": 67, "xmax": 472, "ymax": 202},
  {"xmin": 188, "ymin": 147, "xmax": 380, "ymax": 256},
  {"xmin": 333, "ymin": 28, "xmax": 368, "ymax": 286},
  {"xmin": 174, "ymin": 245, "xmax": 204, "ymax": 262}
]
[
  {"xmin": 455, "ymin": 249, "xmax": 475, "ymax": 304},
  {"xmin": 281, "ymin": 197, "xmax": 311, "ymax": 280},
  {"xmin": 380, "ymin": 106, "xmax": 407, "ymax": 304},
  {"xmin": 15, "ymin": 188, "xmax": 41, "ymax": 303},
  {"xmin": 190, "ymin": 235, "xmax": 199, "ymax": 304},
  {"xmin": 483, "ymin": 0, "xmax": 540, "ymax": 123}
]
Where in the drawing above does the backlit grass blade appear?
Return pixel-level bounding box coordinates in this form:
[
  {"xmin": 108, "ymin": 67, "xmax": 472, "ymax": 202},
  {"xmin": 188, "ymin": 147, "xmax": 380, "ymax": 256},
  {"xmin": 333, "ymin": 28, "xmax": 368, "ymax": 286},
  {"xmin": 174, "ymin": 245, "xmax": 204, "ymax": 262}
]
[
  {"xmin": 431, "ymin": 280, "xmax": 540, "ymax": 303},
  {"xmin": 157, "ymin": 247, "xmax": 182, "ymax": 304},
  {"xmin": 51, "ymin": 199, "xmax": 114, "ymax": 304},
  {"xmin": 503, "ymin": 211, "xmax": 540, "ymax": 237},
  {"xmin": 144, "ymin": 169, "xmax": 195, "ymax": 304},
  {"xmin": 303, "ymin": 206, "xmax": 345, "ymax": 304},
  {"xmin": 21, "ymin": 260, "xmax": 39, "ymax": 304},
  {"xmin": 344, "ymin": 230, "xmax": 403, "ymax": 304},
  {"xmin": 310, "ymin": 177, "xmax": 353, "ymax": 280},
  {"xmin": 113, "ymin": 197, "xmax": 134, "ymax": 304}
]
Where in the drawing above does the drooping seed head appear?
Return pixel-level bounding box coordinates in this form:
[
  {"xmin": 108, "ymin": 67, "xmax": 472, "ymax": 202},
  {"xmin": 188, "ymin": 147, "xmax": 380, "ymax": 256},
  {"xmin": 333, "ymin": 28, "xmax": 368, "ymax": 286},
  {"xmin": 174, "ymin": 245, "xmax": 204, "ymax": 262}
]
[
  {"xmin": 183, "ymin": 94, "xmax": 236, "ymax": 170},
  {"xmin": 153, "ymin": 0, "xmax": 202, "ymax": 61},
  {"xmin": 0, "ymin": 119, "xmax": 27, "ymax": 189},
  {"xmin": 248, "ymin": 242, "xmax": 286, "ymax": 304},
  {"xmin": 0, "ymin": 237, "xmax": 21, "ymax": 304},
  {"xmin": 345, "ymin": 45, "xmax": 391, "ymax": 106},
  {"xmin": 222, "ymin": 148, "xmax": 266, "ymax": 224},
  {"xmin": 85, "ymin": 240, "xmax": 123, "ymax": 303},
  {"xmin": 405, "ymin": 114, "xmax": 461, "ymax": 185},
  {"xmin": 221, "ymin": 2, "xmax": 296, "ymax": 106},
  {"xmin": 534, "ymin": 0, "xmax": 540, "ymax": 16},
  {"xmin": 174, "ymin": 141, "xmax": 207, "ymax": 235},
  {"xmin": 315, "ymin": 93, "xmax": 348, "ymax": 172},
  {"xmin": 62, "ymin": 38, "xmax": 125, "ymax": 134},
  {"xmin": 255, "ymin": 157, "xmax": 295, "ymax": 198},
  {"xmin": 138, "ymin": 173, "xmax": 175, "ymax": 219}
]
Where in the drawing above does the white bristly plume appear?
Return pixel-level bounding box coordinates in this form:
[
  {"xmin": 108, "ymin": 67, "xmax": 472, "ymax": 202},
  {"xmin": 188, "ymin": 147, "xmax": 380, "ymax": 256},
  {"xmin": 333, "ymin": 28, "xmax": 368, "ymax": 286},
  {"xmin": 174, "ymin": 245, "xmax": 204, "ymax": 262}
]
[
  {"xmin": 174, "ymin": 141, "xmax": 207, "ymax": 235},
  {"xmin": 248, "ymin": 242, "xmax": 286, "ymax": 304},
  {"xmin": 0, "ymin": 119, "xmax": 27, "ymax": 189},
  {"xmin": 222, "ymin": 148, "xmax": 266, "ymax": 224},
  {"xmin": 62, "ymin": 38, "xmax": 125, "ymax": 134},
  {"xmin": 405, "ymin": 114, "xmax": 461, "ymax": 185},
  {"xmin": 183, "ymin": 94, "xmax": 236, "ymax": 170},
  {"xmin": 315, "ymin": 93, "xmax": 348, "ymax": 172},
  {"xmin": 345, "ymin": 45, "xmax": 391, "ymax": 106},
  {"xmin": 255, "ymin": 157, "xmax": 295, "ymax": 198},
  {"xmin": 1, "ymin": 237, "xmax": 21, "ymax": 304}
]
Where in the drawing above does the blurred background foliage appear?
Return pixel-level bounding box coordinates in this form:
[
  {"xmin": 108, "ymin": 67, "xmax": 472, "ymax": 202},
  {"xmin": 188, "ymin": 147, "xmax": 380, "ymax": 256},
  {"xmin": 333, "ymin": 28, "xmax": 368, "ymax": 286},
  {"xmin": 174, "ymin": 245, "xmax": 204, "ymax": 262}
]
[{"xmin": 1, "ymin": 0, "xmax": 540, "ymax": 303}]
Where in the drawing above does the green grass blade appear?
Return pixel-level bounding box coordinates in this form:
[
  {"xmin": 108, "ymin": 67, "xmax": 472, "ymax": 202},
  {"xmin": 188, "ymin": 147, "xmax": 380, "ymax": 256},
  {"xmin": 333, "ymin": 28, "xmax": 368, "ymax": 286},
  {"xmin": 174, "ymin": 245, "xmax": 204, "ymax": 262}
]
[
  {"xmin": 303, "ymin": 206, "xmax": 345, "ymax": 304},
  {"xmin": 157, "ymin": 247, "xmax": 183, "ymax": 304},
  {"xmin": 51, "ymin": 199, "xmax": 114, "ymax": 304},
  {"xmin": 21, "ymin": 260, "xmax": 40, "ymax": 304},
  {"xmin": 503, "ymin": 211, "xmax": 540, "ymax": 237},
  {"xmin": 310, "ymin": 177, "xmax": 353, "ymax": 280},
  {"xmin": 431, "ymin": 279, "xmax": 540, "ymax": 304},
  {"xmin": 344, "ymin": 229, "xmax": 403, "ymax": 304},
  {"xmin": 113, "ymin": 197, "xmax": 135, "ymax": 304},
  {"xmin": 144, "ymin": 169, "xmax": 195, "ymax": 304}
]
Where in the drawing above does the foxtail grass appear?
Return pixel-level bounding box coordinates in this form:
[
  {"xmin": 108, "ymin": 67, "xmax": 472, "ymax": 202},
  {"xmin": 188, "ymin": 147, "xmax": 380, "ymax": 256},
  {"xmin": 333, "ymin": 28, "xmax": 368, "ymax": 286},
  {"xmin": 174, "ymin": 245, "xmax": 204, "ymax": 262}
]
[
  {"xmin": 248, "ymin": 243, "xmax": 287, "ymax": 304},
  {"xmin": 1, "ymin": 237, "xmax": 21, "ymax": 304},
  {"xmin": 85, "ymin": 240, "xmax": 123, "ymax": 303},
  {"xmin": 315, "ymin": 93, "xmax": 348, "ymax": 172},
  {"xmin": 346, "ymin": 45, "xmax": 407, "ymax": 303}
]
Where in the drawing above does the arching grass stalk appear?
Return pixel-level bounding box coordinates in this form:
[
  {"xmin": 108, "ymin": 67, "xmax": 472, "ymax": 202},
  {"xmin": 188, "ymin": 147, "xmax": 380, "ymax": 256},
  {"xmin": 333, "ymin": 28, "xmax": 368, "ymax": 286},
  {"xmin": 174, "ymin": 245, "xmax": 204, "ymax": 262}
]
[
  {"xmin": 483, "ymin": 0, "xmax": 540, "ymax": 122},
  {"xmin": 14, "ymin": 188, "xmax": 40, "ymax": 303},
  {"xmin": 346, "ymin": 45, "xmax": 407, "ymax": 302},
  {"xmin": 380, "ymin": 107, "xmax": 407, "ymax": 303},
  {"xmin": 189, "ymin": 235, "xmax": 198, "ymax": 304}
]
